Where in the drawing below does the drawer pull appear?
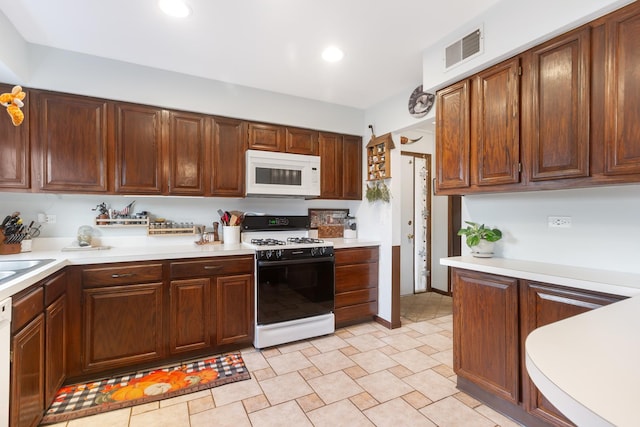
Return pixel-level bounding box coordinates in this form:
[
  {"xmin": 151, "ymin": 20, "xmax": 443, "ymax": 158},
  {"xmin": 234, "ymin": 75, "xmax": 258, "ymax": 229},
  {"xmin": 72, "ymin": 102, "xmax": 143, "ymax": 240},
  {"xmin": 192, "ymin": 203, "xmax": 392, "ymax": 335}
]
[
  {"xmin": 204, "ymin": 265, "xmax": 222, "ymax": 270},
  {"xmin": 111, "ymin": 273, "xmax": 135, "ymax": 278}
]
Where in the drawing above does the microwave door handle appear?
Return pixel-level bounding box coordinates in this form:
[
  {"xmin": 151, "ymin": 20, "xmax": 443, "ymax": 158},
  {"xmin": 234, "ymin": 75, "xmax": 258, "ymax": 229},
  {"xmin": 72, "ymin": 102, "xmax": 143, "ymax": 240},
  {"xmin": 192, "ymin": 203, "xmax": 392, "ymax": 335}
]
[{"xmin": 257, "ymin": 257, "xmax": 334, "ymax": 267}]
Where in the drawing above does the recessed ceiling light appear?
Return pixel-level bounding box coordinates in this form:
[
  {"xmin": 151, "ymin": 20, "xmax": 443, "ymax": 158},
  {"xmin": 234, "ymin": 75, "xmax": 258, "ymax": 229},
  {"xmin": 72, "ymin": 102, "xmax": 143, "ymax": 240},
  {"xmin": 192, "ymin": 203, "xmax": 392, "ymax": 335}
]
[
  {"xmin": 322, "ymin": 46, "xmax": 344, "ymax": 63},
  {"xmin": 159, "ymin": 0, "xmax": 191, "ymax": 18}
]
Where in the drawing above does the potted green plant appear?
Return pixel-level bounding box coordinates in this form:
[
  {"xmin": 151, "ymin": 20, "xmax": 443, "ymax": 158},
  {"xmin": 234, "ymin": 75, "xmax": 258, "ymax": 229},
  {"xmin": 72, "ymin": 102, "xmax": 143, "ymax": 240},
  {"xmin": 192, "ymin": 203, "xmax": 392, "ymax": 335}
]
[{"xmin": 457, "ymin": 221, "xmax": 502, "ymax": 257}]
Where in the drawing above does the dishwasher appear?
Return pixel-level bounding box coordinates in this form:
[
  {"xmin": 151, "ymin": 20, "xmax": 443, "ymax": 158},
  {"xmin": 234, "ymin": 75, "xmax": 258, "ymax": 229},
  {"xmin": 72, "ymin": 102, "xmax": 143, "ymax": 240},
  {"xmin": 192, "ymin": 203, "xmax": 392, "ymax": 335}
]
[{"xmin": 0, "ymin": 297, "xmax": 11, "ymax": 427}]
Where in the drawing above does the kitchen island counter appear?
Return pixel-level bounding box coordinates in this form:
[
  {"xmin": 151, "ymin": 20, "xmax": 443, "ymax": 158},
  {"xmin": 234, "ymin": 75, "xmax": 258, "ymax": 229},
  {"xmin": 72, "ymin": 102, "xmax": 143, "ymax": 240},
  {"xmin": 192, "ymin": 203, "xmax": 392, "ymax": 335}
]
[{"xmin": 441, "ymin": 256, "xmax": 640, "ymax": 427}]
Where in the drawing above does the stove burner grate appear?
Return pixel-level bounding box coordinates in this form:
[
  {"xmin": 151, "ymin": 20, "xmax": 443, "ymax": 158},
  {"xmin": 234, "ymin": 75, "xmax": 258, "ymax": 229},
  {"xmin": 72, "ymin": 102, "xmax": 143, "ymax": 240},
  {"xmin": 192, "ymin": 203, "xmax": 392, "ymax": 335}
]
[
  {"xmin": 286, "ymin": 237, "xmax": 325, "ymax": 244},
  {"xmin": 250, "ymin": 238, "xmax": 286, "ymax": 246}
]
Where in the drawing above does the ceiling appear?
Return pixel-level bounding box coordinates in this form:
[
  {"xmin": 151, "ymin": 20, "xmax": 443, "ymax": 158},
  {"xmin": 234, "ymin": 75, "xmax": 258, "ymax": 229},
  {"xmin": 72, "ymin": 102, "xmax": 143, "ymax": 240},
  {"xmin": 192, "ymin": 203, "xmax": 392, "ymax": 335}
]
[{"xmin": 0, "ymin": 0, "xmax": 502, "ymax": 110}]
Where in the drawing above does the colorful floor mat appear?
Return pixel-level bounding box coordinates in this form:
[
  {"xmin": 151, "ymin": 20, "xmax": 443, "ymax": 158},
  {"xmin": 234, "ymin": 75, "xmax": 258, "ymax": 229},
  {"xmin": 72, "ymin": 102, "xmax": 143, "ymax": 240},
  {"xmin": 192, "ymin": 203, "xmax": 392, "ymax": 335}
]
[{"xmin": 41, "ymin": 353, "xmax": 250, "ymax": 424}]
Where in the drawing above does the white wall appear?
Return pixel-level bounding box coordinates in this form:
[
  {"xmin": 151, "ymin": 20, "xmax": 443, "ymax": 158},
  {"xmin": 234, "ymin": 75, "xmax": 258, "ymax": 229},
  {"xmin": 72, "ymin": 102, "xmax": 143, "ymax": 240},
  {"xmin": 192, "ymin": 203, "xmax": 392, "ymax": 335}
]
[
  {"xmin": 461, "ymin": 185, "xmax": 640, "ymax": 274},
  {"xmin": 422, "ymin": 0, "xmax": 634, "ymax": 92}
]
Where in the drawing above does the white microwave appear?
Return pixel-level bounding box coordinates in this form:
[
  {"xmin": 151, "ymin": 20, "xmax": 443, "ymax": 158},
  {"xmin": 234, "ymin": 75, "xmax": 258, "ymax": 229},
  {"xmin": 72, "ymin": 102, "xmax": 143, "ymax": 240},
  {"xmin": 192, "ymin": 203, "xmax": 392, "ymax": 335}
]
[{"xmin": 245, "ymin": 149, "xmax": 321, "ymax": 198}]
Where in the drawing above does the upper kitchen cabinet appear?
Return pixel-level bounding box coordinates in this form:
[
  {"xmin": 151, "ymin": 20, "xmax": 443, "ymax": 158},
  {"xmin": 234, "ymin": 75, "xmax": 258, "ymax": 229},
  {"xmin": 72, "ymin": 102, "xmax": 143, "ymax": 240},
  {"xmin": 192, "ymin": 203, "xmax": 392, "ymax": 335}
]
[
  {"xmin": 522, "ymin": 26, "xmax": 590, "ymax": 182},
  {"xmin": 167, "ymin": 111, "xmax": 211, "ymax": 196},
  {"xmin": 31, "ymin": 90, "xmax": 109, "ymax": 193},
  {"xmin": 247, "ymin": 122, "xmax": 284, "ymax": 152},
  {"xmin": 435, "ymin": 80, "xmax": 470, "ymax": 192},
  {"xmin": 211, "ymin": 117, "xmax": 246, "ymax": 197},
  {"xmin": 113, "ymin": 103, "xmax": 165, "ymax": 194},
  {"xmin": 0, "ymin": 83, "xmax": 30, "ymax": 190},
  {"xmin": 285, "ymin": 127, "xmax": 319, "ymax": 155},
  {"xmin": 601, "ymin": 4, "xmax": 640, "ymax": 177},
  {"xmin": 319, "ymin": 132, "xmax": 362, "ymax": 200},
  {"xmin": 472, "ymin": 58, "xmax": 521, "ymax": 187},
  {"xmin": 342, "ymin": 135, "xmax": 362, "ymax": 200}
]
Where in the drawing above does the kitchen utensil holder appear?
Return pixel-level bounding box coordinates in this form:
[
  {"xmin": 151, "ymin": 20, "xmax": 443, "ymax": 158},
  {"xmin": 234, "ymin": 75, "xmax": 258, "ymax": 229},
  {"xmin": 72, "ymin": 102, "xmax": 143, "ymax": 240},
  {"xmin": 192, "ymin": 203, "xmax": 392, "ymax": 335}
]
[{"xmin": 0, "ymin": 230, "xmax": 21, "ymax": 255}]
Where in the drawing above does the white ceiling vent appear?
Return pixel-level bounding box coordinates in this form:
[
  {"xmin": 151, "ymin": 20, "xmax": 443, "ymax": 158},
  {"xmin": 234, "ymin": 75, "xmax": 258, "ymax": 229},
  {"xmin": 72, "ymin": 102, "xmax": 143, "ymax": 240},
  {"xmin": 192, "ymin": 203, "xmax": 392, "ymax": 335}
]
[{"xmin": 444, "ymin": 27, "xmax": 483, "ymax": 70}]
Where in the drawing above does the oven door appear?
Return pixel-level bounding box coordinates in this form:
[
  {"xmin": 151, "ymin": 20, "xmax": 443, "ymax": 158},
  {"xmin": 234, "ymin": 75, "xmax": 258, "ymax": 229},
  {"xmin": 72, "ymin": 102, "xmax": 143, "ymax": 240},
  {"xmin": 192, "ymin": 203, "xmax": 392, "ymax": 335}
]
[{"xmin": 256, "ymin": 257, "xmax": 334, "ymax": 326}]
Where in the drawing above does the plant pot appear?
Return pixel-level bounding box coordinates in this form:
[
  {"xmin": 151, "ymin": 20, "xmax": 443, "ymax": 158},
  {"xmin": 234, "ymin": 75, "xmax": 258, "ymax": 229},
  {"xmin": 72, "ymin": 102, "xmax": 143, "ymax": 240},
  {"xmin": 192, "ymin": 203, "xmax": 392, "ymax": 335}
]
[{"xmin": 470, "ymin": 239, "xmax": 495, "ymax": 258}]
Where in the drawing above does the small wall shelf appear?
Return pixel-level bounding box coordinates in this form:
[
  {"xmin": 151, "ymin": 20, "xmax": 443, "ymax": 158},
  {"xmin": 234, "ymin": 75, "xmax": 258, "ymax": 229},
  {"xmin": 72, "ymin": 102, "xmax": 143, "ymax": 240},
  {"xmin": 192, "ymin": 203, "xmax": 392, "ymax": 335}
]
[
  {"xmin": 366, "ymin": 133, "xmax": 395, "ymax": 181},
  {"xmin": 94, "ymin": 218, "xmax": 149, "ymax": 227}
]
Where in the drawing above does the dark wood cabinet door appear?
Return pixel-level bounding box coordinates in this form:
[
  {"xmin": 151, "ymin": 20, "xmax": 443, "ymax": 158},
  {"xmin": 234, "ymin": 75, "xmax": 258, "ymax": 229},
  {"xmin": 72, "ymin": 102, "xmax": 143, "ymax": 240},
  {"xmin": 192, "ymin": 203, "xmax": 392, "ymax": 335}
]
[
  {"xmin": 453, "ymin": 269, "xmax": 519, "ymax": 404},
  {"xmin": 319, "ymin": 132, "xmax": 342, "ymax": 199},
  {"xmin": 526, "ymin": 27, "xmax": 590, "ymax": 181},
  {"xmin": 604, "ymin": 5, "xmax": 640, "ymax": 175},
  {"xmin": 167, "ymin": 111, "xmax": 210, "ymax": 195},
  {"xmin": 31, "ymin": 91, "xmax": 108, "ymax": 192},
  {"xmin": 169, "ymin": 278, "xmax": 212, "ymax": 354},
  {"xmin": 45, "ymin": 294, "xmax": 66, "ymax": 407},
  {"xmin": 0, "ymin": 83, "xmax": 30, "ymax": 189},
  {"xmin": 247, "ymin": 122, "xmax": 284, "ymax": 152},
  {"xmin": 285, "ymin": 127, "xmax": 318, "ymax": 155},
  {"xmin": 114, "ymin": 103, "xmax": 164, "ymax": 194},
  {"xmin": 216, "ymin": 274, "xmax": 253, "ymax": 346},
  {"xmin": 83, "ymin": 283, "xmax": 164, "ymax": 372},
  {"xmin": 521, "ymin": 282, "xmax": 623, "ymax": 427},
  {"xmin": 436, "ymin": 80, "xmax": 470, "ymax": 190},
  {"xmin": 342, "ymin": 135, "xmax": 362, "ymax": 200},
  {"xmin": 211, "ymin": 117, "xmax": 246, "ymax": 196},
  {"xmin": 473, "ymin": 58, "xmax": 521, "ymax": 186},
  {"xmin": 11, "ymin": 313, "xmax": 45, "ymax": 427}
]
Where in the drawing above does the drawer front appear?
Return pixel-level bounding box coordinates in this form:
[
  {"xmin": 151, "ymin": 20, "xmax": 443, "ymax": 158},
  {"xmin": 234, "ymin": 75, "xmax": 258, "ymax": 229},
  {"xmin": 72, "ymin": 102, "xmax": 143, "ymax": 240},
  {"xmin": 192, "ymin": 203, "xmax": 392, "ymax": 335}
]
[
  {"xmin": 335, "ymin": 288, "xmax": 377, "ymax": 308},
  {"xmin": 12, "ymin": 286, "xmax": 44, "ymax": 333},
  {"xmin": 335, "ymin": 301, "xmax": 378, "ymax": 325},
  {"xmin": 82, "ymin": 264, "xmax": 163, "ymax": 287},
  {"xmin": 44, "ymin": 271, "xmax": 67, "ymax": 306},
  {"xmin": 170, "ymin": 256, "xmax": 253, "ymax": 279},
  {"xmin": 335, "ymin": 263, "xmax": 379, "ymax": 293},
  {"xmin": 335, "ymin": 247, "xmax": 379, "ymax": 265}
]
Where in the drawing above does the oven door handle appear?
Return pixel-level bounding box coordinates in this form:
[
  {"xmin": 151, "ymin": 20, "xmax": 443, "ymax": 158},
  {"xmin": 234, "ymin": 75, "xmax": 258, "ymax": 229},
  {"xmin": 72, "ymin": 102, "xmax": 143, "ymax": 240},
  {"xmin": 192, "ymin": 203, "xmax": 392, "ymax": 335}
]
[{"xmin": 257, "ymin": 257, "xmax": 334, "ymax": 267}]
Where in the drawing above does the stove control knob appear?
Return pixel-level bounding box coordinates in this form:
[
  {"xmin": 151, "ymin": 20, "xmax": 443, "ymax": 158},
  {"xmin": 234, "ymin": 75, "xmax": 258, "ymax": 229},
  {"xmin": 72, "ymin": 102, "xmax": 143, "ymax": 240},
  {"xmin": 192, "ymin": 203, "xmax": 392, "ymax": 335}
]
[
  {"xmin": 266, "ymin": 250, "xmax": 273, "ymax": 259},
  {"xmin": 275, "ymin": 250, "xmax": 283, "ymax": 259},
  {"xmin": 311, "ymin": 247, "xmax": 324, "ymax": 256}
]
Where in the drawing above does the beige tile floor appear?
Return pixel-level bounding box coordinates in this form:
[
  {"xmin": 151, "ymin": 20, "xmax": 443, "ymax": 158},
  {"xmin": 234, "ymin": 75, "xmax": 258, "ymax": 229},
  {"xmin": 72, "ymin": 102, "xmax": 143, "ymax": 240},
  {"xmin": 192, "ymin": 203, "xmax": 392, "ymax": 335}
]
[{"xmin": 43, "ymin": 293, "xmax": 522, "ymax": 427}]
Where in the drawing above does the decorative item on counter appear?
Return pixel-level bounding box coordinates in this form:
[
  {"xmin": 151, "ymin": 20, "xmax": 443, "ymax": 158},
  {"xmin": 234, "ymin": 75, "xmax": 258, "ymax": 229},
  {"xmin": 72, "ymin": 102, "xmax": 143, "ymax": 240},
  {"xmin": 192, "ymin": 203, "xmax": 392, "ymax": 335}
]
[
  {"xmin": 194, "ymin": 222, "xmax": 222, "ymax": 246},
  {"xmin": 0, "ymin": 85, "xmax": 26, "ymax": 126},
  {"xmin": 457, "ymin": 221, "xmax": 503, "ymax": 258},
  {"xmin": 93, "ymin": 202, "xmax": 110, "ymax": 224},
  {"xmin": 343, "ymin": 216, "xmax": 357, "ymax": 239},
  {"xmin": 77, "ymin": 225, "xmax": 94, "ymax": 247}
]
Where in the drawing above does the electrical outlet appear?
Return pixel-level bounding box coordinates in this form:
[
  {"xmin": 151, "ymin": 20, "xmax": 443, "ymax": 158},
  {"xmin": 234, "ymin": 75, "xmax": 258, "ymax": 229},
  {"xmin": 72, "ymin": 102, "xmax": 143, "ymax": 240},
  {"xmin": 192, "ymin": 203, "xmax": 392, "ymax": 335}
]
[
  {"xmin": 45, "ymin": 214, "xmax": 57, "ymax": 224},
  {"xmin": 548, "ymin": 216, "xmax": 571, "ymax": 228}
]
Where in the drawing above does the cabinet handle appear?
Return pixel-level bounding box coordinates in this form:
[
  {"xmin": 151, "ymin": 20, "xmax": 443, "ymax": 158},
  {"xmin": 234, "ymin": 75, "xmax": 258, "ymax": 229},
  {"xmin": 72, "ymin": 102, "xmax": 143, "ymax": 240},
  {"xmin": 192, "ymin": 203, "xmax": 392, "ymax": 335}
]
[
  {"xmin": 111, "ymin": 273, "xmax": 135, "ymax": 278},
  {"xmin": 204, "ymin": 265, "xmax": 222, "ymax": 270}
]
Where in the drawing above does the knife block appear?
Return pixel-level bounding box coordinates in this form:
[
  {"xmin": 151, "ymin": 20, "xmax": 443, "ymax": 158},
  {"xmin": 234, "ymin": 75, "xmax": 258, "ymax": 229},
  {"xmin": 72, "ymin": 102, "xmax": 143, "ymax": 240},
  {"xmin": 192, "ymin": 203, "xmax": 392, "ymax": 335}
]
[{"xmin": 0, "ymin": 230, "xmax": 21, "ymax": 255}]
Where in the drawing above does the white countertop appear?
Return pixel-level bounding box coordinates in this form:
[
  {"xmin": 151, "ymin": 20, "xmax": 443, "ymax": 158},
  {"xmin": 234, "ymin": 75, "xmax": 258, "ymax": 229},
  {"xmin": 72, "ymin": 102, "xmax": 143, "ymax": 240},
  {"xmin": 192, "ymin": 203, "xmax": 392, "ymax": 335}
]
[
  {"xmin": 0, "ymin": 236, "xmax": 380, "ymax": 301},
  {"xmin": 440, "ymin": 256, "xmax": 640, "ymax": 427}
]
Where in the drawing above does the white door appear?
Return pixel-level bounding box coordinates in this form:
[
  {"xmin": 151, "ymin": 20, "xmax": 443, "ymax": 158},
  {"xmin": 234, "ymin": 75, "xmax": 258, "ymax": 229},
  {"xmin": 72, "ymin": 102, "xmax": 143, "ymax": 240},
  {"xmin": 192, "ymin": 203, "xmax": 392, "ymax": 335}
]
[{"xmin": 400, "ymin": 154, "xmax": 431, "ymax": 295}]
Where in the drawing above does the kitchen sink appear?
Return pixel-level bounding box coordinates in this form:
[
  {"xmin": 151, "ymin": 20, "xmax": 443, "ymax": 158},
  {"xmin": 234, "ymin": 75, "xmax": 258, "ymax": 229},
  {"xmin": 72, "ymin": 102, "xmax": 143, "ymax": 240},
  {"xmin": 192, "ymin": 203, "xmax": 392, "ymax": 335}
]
[{"xmin": 0, "ymin": 259, "xmax": 55, "ymax": 285}]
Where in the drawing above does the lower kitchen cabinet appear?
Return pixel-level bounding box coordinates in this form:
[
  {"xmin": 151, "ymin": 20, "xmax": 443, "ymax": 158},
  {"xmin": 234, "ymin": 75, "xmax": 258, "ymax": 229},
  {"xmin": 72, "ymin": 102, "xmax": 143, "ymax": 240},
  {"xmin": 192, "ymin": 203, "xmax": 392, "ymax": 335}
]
[
  {"xmin": 452, "ymin": 267, "xmax": 625, "ymax": 427},
  {"xmin": 168, "ymin": 256, "xmax": 254, "ymax": 354},
  {"xmin": 520, "ymin": 280, "xmax": 624, "ymax": 427},
  {"xmin": 81, "ymin": 263, "xmax": 165, "ymax": 373},
  {"xmin": 334, "ymin": 246, "xmax": 379, "ymax": 327},
  {"xmin": 10, "ymin": 270, "xmax": 68, "ymax": 427}
]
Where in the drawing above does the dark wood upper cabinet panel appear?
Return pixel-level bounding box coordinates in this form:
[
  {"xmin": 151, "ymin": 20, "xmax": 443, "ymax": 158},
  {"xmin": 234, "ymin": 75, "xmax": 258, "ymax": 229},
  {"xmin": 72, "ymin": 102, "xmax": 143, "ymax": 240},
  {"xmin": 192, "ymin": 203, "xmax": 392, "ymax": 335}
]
[
  {"xmin": 604, "ymin": 5, "xmax": 640, "ymax": 175},
  {"xmin": 318, "ymin": 132, "xmax": 342, "ymax": 199},
  {"xmin": 247, "ymin": 122, "xmax": 284, "ymax": 152},
  {"xmin": 473, "ymin": 57, "xmax": 521, "ymax": 186},
  {"xmin": 114, "ymin": 103, "xmax": 164, "ymax": 194},
  {"xmin": 527, "ymin": 27, "xmax": 590, "ymax": 181},
  {"xmin": 32, "ymin": 91, "xmax": 109, "ymax": 192},
  {"xmin": 167, "ymin": 111, "xmax": 210, "ymax": 195},
  {"xmin": 342, "ymin": 135, "xmax": 362, "ymax": 200},
  {"xmin": 0, "ymin": 83, "xmax": 30, "ymax": 189},
  {"xmin": 285, "ymin": 127, "xmax": 318, "ymax": 155},
  {"xmin": 436, "ymin": 80, "xmax": 470, "ymax": 190},
  {"xmin": 211, "ymin": 117, "xmax": 246, "ymax": 197}
]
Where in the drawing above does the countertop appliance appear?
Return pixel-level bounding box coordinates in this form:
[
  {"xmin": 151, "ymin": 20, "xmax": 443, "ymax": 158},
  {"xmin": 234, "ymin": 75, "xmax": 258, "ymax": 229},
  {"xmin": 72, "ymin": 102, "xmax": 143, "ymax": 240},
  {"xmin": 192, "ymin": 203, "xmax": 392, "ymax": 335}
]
[
  {"xmin": 245, "ymin": 150, "xmax": 321, "ymax": 198},
  {"xmin": 0, "ymin": 298, "xmax": 11, "ymax": 427},
  {"xmin": 242, "ymin": 215, "xmax": 335, "ymax": 348}
]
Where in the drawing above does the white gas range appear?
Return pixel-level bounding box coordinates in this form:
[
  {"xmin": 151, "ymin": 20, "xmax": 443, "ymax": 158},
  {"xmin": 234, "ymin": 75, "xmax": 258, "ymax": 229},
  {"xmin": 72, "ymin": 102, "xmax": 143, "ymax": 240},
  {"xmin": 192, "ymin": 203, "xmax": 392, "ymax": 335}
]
[{"xmin": 241, "ymin": 215, "xmax": 335, "ymax": 349}]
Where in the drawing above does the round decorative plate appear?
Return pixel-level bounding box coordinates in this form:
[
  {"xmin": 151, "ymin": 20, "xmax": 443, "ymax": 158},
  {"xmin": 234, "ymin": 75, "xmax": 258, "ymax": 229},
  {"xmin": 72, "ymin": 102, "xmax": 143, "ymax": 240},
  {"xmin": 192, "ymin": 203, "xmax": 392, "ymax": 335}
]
[{"xmin": 408, "ymin": 85, "xmax": 435, "ymax": 118}]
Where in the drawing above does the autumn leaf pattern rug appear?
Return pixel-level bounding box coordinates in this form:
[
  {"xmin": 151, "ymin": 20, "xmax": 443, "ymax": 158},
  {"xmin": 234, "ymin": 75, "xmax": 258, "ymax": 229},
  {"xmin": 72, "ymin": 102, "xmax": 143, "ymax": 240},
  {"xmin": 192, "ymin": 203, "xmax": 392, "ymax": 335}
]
[{"xmin": 41, "ymin": 353, "xmax": 250, "ymax": 424}]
